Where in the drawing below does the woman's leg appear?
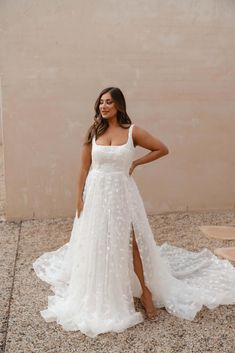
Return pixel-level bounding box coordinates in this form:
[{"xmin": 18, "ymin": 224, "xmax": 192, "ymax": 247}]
[{"xmin": 132, "ymin": 227, "xmax": 157, "ymax": 319}]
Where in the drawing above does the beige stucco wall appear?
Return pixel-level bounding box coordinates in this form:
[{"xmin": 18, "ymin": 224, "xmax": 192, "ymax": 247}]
[
  {"xmin": 0, "ymin": 79, "xmax": 2, "ymax": 145},
  {"xmin": 1, "ymin": 1, "xmax": 235, "ymax": 221}
]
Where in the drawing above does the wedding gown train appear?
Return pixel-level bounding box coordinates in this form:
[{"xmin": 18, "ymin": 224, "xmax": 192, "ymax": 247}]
[{"xmin": 33, "ymin": 123, "xmax": 235, "ymax": 338}]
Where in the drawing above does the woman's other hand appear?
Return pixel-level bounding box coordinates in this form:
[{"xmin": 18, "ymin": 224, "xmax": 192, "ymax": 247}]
[{"xmin": 76, "ymin": 199, "xmax": 84, "ymax": 218}]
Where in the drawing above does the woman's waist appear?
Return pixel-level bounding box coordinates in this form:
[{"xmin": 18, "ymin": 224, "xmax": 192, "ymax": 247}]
[{"xmin": 89, "ymin": 165, "xmax": 129, "ymax": 176}]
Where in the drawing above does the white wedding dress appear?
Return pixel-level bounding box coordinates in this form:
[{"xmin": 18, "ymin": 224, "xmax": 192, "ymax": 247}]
[{"xmin": 33, "ymin": 123, "xmax": 235, "ymax": 338}]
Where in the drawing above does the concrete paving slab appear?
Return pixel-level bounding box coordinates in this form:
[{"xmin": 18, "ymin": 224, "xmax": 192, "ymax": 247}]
[
  {"xmin": 214, "ymin": 247, "xmax": 235, "ymax": 262},
  {"xmin": 199, "ymin": 226, "xmax": 235, "ymax": 240}
]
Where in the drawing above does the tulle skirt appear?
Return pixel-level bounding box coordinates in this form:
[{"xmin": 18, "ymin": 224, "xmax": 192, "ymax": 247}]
[{"xmin": 33, "ymin": 170, "xmax": 235, "ymax": 337}]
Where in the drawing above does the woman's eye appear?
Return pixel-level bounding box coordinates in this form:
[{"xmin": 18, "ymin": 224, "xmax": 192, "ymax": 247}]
[{"xmin": 99, "ymin": 100, "xmax": 113, "ymax": 105}]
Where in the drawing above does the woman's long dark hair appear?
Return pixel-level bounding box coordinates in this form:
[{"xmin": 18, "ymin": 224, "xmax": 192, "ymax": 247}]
[{"xmin": 84, "ymin": 87, "xmax": 132, "ymax": 144}]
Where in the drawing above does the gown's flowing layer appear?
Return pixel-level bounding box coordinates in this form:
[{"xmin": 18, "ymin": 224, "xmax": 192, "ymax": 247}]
[{"xmin": 33, "ymin": 124, "xmax": 235, "ymax": 338}]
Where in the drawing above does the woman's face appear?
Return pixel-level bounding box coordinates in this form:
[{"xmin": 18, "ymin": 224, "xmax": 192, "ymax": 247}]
[{"xmin": 99, "ymin": 92, "xmax": 118, "ymax": 119}]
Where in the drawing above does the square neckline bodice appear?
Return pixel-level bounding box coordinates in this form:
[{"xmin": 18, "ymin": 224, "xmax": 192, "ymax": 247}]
[{"xmin": 93, "ymin": 124, "xmax": 134, "ymax": 148}]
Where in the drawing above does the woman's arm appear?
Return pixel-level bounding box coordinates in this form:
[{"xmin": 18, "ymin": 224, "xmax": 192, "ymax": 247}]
[
  {"xmin": 76, "ymin": 137, "xmax": 92, "ymax": 216},
  {"xmin": 130, "ymin": 125, "xmax": 169, "ymax": 173}
]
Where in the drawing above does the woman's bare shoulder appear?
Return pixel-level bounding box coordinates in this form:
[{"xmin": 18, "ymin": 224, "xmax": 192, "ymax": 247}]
[
  {"xmin": 132, "ymin": 124, "xmax": 147, "ymax": 137},
  {"xmin": 132, "ymin": 124, "xmax": 169, "ymax": 152}
]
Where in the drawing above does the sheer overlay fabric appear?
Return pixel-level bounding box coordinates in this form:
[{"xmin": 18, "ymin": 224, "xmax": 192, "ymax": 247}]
[{"xmin": 33, "ymin": 124, "xmax": 235, "ymax": 338}]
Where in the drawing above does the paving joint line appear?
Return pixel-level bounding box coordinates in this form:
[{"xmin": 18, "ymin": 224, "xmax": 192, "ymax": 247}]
[{"xmin": 2, "ymin": 220, "xmax": 22, "ymax": 353}]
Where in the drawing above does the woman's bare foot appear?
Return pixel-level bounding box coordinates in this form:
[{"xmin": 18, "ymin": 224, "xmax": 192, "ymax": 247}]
[{"xmin": 140, "ymin": 287, "xmax": 157, "ymax": 321}]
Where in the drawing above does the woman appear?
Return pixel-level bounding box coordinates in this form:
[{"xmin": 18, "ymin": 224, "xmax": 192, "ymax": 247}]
[
  {"xmin": 33, "ymin": 87, "xmax": 235, "ymax": 338},
  {"xmin": 77, "ymin": 87, "xmax": 169, "ymax": 321}
]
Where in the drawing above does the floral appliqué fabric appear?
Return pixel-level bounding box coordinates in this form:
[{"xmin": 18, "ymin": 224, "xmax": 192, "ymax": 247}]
[{"xmin": 33, "ymin": 124, "xmax": 235, "ymax": 338}]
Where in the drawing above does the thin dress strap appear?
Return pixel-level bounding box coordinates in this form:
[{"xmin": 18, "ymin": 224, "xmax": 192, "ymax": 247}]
[{"xmin": 128, "ymin": 124, "xmax": 135, "ymax": 147}]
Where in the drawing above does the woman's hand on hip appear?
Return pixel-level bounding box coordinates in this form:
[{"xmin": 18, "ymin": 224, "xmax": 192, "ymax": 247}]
[{"xmin": 129, "ymin": 161, "xmax": 137, "ymax": 176}]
